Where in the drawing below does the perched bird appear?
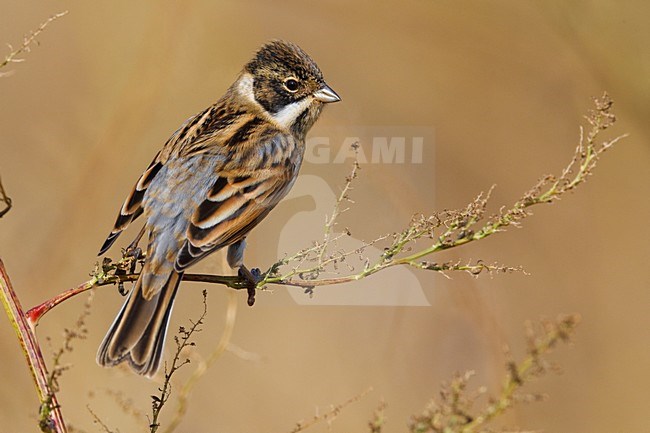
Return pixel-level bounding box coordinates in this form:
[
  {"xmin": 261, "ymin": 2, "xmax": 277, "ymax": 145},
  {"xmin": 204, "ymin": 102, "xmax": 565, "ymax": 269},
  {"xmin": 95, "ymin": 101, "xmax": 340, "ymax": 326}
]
[{"xmin": 97, "ymin": 40, "xmax": 340, "ymax": 376}]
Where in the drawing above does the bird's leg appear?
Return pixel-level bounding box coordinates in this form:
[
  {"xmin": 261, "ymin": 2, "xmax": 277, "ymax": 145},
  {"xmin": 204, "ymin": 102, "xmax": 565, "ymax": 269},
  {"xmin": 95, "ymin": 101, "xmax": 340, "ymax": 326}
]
[
  {"xmin": 114, "ymin": 226, "xmax": 146, "ymax": 296},
  {"xmin": 125, "ymin": 226, "xmax": 146, "ymax": 262},
  {"xmin": 228, "ymin": 239, "xmax": 260, "ymax": 306},
  {"xmin": 238, "ymin": 265, "xmax": 263, "ymax": 306}
]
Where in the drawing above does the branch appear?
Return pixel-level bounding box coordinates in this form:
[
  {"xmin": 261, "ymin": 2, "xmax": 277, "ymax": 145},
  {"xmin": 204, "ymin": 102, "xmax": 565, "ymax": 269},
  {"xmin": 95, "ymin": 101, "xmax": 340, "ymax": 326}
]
[
  {"xmin": 0, "ymin": 260, "xmax": 67, "ymax": 433},
  {"xmin": 21, "ymin": 93, "xmax": 625, "ymax": 326},
  {"xmin": 24, "ymin": 260, "xmax": 242, "ymax": 327},
  {"xmin": 259, "ymin": 93, "xmax": 624, "ymax": 289}
]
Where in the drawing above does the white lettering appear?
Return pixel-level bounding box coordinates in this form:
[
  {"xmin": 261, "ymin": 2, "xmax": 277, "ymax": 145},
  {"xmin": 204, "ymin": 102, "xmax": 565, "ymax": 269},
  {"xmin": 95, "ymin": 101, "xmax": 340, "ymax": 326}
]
[
  {"xmin": 334, "ymin": 137, "xmax": 366, "ymax": 164},
  {"xmin": 372, "ymin": 137, "xmax": 405, "ymax": 163},
  {"xmin": 305, "ymin": 137, "xmax": 331, "ymax": 164}
]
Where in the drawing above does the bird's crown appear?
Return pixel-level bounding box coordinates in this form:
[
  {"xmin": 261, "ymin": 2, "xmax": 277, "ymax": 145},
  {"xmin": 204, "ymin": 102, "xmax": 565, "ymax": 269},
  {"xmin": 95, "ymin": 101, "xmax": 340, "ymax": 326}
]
[{"xmin": 245, "ymin": 40, "xmax": 324, "ymax": 83}]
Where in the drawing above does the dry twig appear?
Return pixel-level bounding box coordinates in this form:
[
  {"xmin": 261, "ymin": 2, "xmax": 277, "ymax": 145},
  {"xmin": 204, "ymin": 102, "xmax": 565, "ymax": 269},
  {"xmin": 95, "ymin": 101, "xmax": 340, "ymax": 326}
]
[
  {"xmin": 86, "ymin": 405, "xmax": 118, "ymax": 433},
  {"xmin": 368, "ymin": 400, "xmax": 388, "ymax": 433},
  {"xmin": 162, "ymin": 291, "xmax": 238, "ymax": 433},
  {"xmin": 258, "ymin": 93, "xmax": 623, "ymax": 290},
  {"xmin": 406, "ymin": 315, "xmax": 580, "ymax": 433},
  {"xmin": 0, "ymin": 11, "xmax": 68, "ymax": 76},
  {"xmin": 290, "ymin": 387, "xmax": 373, "ymax": 433},
  {"xmin": 149, "ymin": 290, "xmax": 208, "ymax": 433}
]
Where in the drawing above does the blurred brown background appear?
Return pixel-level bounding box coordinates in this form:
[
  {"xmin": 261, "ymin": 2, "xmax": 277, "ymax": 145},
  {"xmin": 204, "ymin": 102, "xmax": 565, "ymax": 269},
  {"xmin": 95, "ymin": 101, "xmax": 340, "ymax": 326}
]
[{"xmin": 1, "ymin": 1, "xmax": 649, "ymax": 432}]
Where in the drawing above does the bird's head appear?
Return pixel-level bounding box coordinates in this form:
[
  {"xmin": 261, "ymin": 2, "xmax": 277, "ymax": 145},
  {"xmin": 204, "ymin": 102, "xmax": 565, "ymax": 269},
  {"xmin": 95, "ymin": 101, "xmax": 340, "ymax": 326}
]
[{"xmin": 236, "ymin": 40, "xmax": 340, "ymax": 138}]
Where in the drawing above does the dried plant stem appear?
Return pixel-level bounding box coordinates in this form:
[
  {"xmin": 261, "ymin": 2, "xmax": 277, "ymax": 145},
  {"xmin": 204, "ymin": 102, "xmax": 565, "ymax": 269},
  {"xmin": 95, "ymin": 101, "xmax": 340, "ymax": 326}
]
[
  {"xmin": 87, "ymin": 405, "xmax": 117, "ymax": 433},
  {"xmin": 460, "ymin": 315, "xmax": 580, "ymax": 432},
  {"xmin": 150, "ymin": 290, "xmax": 208, "ymax": 433},
  {"xmin": 259, "ymin": 93, "xmax": 623, "ymax": 288},
  {"xmin": 368, "ymin": 400, "xmax": 388, "ymax": 433},
  {"xmin": 0, "ymin": 11, "xmax": 68, "ymax": 74},
  {"xmin": 317, "ymin": 145, "xmax": 360, "ymax": 263},
  {"xmin": 163, "ymin": 291, "xmax": 238, "ymax": 433},
  {"xmin": 290, "ymin": 387, "xmax": 373, "ymax": 433},
  {"xmin": 406, "ymin": 315, "xmax": 580, "ymax": 433},
  {"xmin": 0, "ymin": 260, "xmax": 67, "ymax": 433}
]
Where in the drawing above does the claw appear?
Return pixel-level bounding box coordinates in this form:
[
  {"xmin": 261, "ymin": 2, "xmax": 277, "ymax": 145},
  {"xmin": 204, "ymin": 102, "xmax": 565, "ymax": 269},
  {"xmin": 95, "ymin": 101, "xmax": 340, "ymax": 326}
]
[
  {"xmin": 250, "ymin": 268, "xmax": 262, "ymax": 280},
  {"xmin": 238, "ymin": 265, "xmax": 263, "ymax": 307},
  {"xmin": 246, "ymin": 288, "xmax": 256, "ymax": 307}
]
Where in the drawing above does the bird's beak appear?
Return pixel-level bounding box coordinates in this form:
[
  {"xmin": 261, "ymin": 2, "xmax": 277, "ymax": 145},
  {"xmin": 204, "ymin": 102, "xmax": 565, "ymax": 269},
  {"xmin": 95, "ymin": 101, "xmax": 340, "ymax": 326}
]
[{"xmin": 313, "ymin": 84, "xmax": 341, "ymax": 103}]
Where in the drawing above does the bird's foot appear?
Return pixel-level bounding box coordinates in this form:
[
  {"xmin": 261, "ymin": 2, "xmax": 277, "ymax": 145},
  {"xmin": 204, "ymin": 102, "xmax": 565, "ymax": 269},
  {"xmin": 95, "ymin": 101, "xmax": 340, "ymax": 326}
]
[
  {"xmin": 124, "ymin": 245, "xmax": 143, "ymax": 267},
  {"xmin": 238, "ymin": 265, "xmax": 263, "ymax": 306},
  {"xmin": 120, "ymin": 226, "xmax": 146, "ymax": 273},
  {"xmin": 114, "ymin": 245, "xmax": 144, "ymax": 296}
]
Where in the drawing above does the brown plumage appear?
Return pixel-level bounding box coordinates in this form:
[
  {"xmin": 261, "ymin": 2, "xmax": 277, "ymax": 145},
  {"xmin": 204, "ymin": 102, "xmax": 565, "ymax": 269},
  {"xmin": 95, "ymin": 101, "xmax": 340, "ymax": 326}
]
[{"xmin": 97, "ymin": 40, "xmax": 340, "ymax": 376}]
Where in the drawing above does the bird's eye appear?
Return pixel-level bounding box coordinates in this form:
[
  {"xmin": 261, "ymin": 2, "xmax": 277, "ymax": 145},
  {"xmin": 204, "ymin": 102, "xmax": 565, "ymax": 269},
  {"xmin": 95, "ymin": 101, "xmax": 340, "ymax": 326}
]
[{"xmin": 283, "ymin": 78, "xmax": 300, "ymax": 92}]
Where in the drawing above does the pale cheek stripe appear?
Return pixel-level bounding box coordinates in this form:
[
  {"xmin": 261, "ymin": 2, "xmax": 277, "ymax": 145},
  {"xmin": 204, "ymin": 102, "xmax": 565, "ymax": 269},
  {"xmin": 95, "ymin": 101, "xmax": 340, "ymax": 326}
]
[
  {"xmin": 237, "ymin": 72, "xmax": 312, "ymax": 131},
  {"xmin": 271, "ymin": 97, "xmax": 312, "ymax": 129}
]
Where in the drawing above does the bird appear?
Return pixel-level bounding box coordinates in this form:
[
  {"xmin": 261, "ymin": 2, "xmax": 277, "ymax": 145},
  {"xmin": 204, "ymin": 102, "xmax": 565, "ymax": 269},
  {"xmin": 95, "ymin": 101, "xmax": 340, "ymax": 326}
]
[{"xmin": 96, "ymin": 40, "xmax": 340, "ymax": 376}]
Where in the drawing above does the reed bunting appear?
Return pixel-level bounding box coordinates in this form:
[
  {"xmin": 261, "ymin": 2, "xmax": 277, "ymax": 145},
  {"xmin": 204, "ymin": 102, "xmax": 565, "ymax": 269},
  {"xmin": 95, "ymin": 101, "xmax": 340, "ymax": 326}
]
[{"xmin": 97, "ymin": 40, "xmax": 340, "ymax": 376}]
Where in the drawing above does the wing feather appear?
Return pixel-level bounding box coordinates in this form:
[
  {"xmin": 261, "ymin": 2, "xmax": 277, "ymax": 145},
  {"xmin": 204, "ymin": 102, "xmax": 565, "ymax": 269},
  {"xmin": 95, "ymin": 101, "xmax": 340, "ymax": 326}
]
[
  {"xmin": 98, "ymin": 155, "xmax": 163, "ymax": 255},
  {"xmin": 175, "ymin": 169, "xmax": 291, "ymax": 271}
]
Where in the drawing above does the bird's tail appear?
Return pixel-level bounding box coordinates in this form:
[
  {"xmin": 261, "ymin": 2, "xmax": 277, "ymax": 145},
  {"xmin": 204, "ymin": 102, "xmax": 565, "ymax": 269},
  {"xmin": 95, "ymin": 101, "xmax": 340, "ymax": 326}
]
[{"xmin": 97, "ymin": 271, "xmax": 183, "ymax": 377}]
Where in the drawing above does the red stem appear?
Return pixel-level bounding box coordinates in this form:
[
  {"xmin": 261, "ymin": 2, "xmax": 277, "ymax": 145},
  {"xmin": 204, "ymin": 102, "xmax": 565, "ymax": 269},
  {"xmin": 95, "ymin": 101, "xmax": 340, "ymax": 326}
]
[
  {"xmin": 26, "ymin": 280, "xmax": 96, "ymax": 328},
  {"xmin": 0, "ymin": 259, "xmax": 67, "ymax": 433},
  {"xmin": 25, "ymin": 272, "xmax": 244, "ymax": 327}
]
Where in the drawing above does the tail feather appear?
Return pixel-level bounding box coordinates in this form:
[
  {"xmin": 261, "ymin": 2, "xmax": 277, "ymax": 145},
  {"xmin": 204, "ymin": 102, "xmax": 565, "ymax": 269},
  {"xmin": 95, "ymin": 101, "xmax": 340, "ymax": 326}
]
[{"xmin": 97, "ymin": 271, "xmax": 183, "ymax": 377}]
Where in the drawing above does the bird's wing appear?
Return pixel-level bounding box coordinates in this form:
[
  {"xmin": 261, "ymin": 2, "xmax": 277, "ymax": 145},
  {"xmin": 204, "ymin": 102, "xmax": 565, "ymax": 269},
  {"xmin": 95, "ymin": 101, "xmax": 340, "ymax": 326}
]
[
  {"xmin": 99, "ymin": 100, "xmax": 283, "ymax": 257},
  {"xmin": 97, "ymin": 102, "xmax": 236, "ymax": 255},
  {"xmin": 164, "ymin": 103, "xmax": 265, "ymax": 160},
  {"xmin": 175, "ymin": 157, "xmax": 296, "ymax": 271},
  {"xmin": 98, "ymin": 154, "xmax": 163, "ymax": 255}
]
